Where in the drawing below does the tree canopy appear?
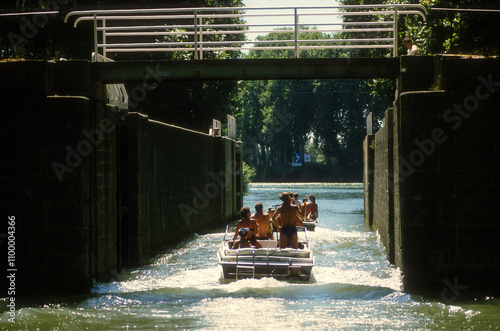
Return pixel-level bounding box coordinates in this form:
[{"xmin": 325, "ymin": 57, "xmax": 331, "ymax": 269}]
[{"xmin": 235, "ymin": 27, "xmax": 390, "ymax": 182}]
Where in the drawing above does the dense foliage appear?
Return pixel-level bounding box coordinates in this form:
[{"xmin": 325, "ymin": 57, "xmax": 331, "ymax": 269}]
[
  {"xmin": 235, "ymin": 27, "xmax": 390, "ymax": 182},
  {"xmin": 408, "ymin": 0, "xmax": 500, "ymax": 55},
  {"xmin": 338, "ymin": 0, "xmax": 499, "ymax": 56}
]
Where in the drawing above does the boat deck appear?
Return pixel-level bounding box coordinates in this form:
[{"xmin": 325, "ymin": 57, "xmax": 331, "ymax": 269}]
[{"xmin": 218, "ymin": 226, "xmax": 315, "ymax": 281}]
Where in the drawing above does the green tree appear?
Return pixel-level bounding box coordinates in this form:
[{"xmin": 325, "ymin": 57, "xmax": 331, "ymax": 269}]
[
  {"xmin": 236, "ymin": 24, "xmax": 391, "ymax": 181},
  {"xmin": 416, "ymin": 0, "xmax": 500, "ymax": 55},
  {"xmin": 338, "ymin": 0, "xmax": 500, "ymax": 56}
]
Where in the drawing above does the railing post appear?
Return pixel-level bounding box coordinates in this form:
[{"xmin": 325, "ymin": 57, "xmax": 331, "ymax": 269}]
[
  {"xmin": 93, "ymin": 13, "xmax": 98, "ymax": 62},
  {"xmin": 194, "ymin": 9, "xmax": 198, "ymax": 60},
  {"xmin": 294, "ymin": 8, "xmax": 299, "ymax": 58},
  {"xmin": 199, "ymin": 16, "xmax": 203, "ymax": 60},
  {"xmin": 102, "ymin": 18, "xmax": 107, "ymax": 60},
  {"xmin": 393, "ymin": 8, "xmax": 399, "ymax": 57}
]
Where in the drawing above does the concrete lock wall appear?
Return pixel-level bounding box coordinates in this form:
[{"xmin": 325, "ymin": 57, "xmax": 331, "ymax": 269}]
[
  {"xmin": 0, "ymin": 61, "xmax": 118, "ymax": 294},
  {"xmin": 1, "ymin": 61, "xmax": 242, "ymax": 295},
  {"xmin": 372, "ymin": 109, "xmax": 394, "ymax": 264},
  {"xmin": 122, "ymin": 113, "xmax": 242, "ymax": 267},
  {"xmin": 396, "ymin": 90, "xmax": 500, "ymax": 293},
  {"xmin": 363, "ymin": 134, "xmax": 375, "ymax": 227},
  {"xmin": 365, "ymin": 56, "xmax": 500, "ymax": 295}
]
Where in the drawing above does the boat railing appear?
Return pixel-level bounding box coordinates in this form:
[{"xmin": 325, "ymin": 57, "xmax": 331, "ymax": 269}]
[
  {"xmin": 301, "ymin": 226, "xmax": 310, "ymax": 248},
  {"xmin": 223, "ymin": 223, "xmax": 310, "ymax": 250}
]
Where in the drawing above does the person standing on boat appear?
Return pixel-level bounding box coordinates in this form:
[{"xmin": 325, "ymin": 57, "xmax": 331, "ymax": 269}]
[
  {"xmin": 272, "ymin": 192, "xmax": 303, "ymax": 249},
  {"xmin": 252, "ymin": 202, "xmax": 274, "ymax": 240},
  {"xmin": 307, "ymin": 195, "xmax": 318, "ymax": 220},
  {"xmin": 293, "ymin": 193, "xmax": 300, "ymax": 207},
  {"xmin": 232, "ymin": 206, "xmax": 262, "ymax": 249}
]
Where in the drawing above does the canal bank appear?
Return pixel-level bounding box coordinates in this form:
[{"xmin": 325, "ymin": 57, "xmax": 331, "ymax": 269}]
[{"xmin": 1, "ymin": 183, "xmax": 498, "ymax": 329}]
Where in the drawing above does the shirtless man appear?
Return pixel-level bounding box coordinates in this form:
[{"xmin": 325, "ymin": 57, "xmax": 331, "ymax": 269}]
[
  {"xmin": 232, "ymin": 206, "xmax": 262, "ymax": 249},
  {"xmin": 251, "ymin": 202, "xmax": 273, "ymax": 240},
  {"xmin": 272, "ymin": 192, "xmax": 303, "ymax": 248},
  {"xmin": 307, "ymin": 195, "xmax": 318, "ymax": 220}
]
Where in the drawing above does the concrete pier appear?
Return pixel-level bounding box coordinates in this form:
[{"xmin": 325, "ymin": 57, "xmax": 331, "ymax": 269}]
[
  {"xmin": 0, "ymin": 60, "xmax": 242, "ymax": 295},
  {"xmin": 364, "ymin": 56, "xmax": 500, "ymax": 295}
]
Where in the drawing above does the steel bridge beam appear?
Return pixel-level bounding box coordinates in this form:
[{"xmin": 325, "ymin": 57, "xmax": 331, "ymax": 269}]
[{"xmin": 91, "ymin": 58, "xmax": 400, "ymax": 83}]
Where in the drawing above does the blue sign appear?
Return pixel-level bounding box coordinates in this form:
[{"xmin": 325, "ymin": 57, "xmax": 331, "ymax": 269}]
[{"xmin": 292, "ymin": 153, "xmax": 303, "ymax": 166}]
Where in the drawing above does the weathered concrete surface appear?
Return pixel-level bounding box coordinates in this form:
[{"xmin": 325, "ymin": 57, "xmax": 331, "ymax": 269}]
[
  {"xmin": 365, "ymin": 55, "xmax": 500, "ymax": 295},
  {"xmin": 363, "ymin": 134, "xmax": 375, "ymax": 227},
  {"xmin": 122, "ymin": 113, "xmax": 242, "ymax": 267},
  {"xmin": 395, "ymin": 89, "xmax": 500, "ymax": 294},
  {"xmin": 92, "ymin": 57, "xmax": 401, "ymax": 83},
  {"xmin": 0, "ymin": 60, "xmax": 242, "ymax": 295},
  {"xmin": 373, "ymin": 109, "xmax": 394, "ymax": 264}
]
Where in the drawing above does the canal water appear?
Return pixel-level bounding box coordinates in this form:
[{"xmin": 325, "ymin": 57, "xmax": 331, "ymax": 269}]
[{"xmin": 1, "ymin": 183, "xmax": 499, "ymax": 329}]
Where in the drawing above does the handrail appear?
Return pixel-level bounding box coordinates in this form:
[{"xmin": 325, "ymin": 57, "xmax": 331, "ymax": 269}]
[
  {"xmin": 64, "ymin": 5, "xmax": 428, "ymax": 61},
  {"xmin": 0, "ymin": 11, "xmax": 59, "ymax": 17},
  {"xmin": 64, "ymin": 5, "xmax": 429, "ymax": 23}
]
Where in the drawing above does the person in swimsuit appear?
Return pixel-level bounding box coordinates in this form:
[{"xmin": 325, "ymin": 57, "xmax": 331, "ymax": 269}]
[
  {"xmin": 272, "ymin": 192, "xmax": 303, "ymax": 248},
  {"xmin": 232, "ymin": 206, "xmax": 262, "ymax": 249},
  {"xmin": 251, "ymin": 202, "xmax": 274, "ymax": 240},
  {"xmin": 232, "ymin": 227, "xmax": 252, "ymax": 249}
]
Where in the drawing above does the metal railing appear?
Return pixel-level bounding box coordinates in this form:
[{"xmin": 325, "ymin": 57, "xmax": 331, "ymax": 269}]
[{"xmin": 64, "ymin": 5, "xmax": 428, "ymax": 61}]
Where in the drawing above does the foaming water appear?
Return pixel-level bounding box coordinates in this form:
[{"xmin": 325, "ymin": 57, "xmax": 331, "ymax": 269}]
[{"xmin": 1, "ymin": 183, "xmax": 499, "ymax": 329}]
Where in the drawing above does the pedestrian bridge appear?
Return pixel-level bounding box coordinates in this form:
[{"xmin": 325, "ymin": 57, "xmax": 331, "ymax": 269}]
[
  {"xmin": 63, "ymin": 5, "xmax": 426, "ymax": 82},
  {"xmin": 92, "ymin": 57, "xmax": 400, "ymax": 83},
  {"xmin": 64, "ymin": 5, "xmax": 427, "ymax": 59}
]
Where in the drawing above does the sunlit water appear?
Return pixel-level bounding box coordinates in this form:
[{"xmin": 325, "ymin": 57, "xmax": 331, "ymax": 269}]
[{"xmin": 1, "ymin": 183, "xmax": 499, "ymax": 329}]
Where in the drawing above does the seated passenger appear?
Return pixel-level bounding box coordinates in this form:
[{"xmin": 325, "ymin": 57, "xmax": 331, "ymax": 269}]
[
  {"xmin": 232, "ymin": 206, "xmax": 262, "ymax": 249},
  {"xmin": 232, "ymin": 227, "xmax": 252, "ymax": 249},
  {"xmin": 299, "ymin": 198, "xmax": 308, "ymax": 219},
  {"xmin": 307, "ymin": 195, "xmax": 318, "ymax": 220},
  {"xmin": 251, "ymin": 202, "xmax": 274, "ymax": 240}
]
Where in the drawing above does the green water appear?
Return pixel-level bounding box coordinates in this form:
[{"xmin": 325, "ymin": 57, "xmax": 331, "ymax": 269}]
[{"xmin": 1, "ymin": 183, "xmax": 499, "ymax": 329}]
